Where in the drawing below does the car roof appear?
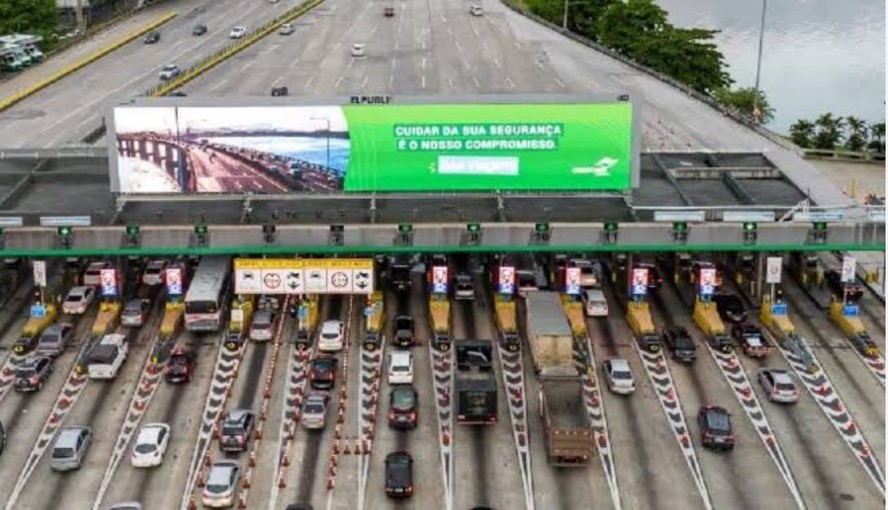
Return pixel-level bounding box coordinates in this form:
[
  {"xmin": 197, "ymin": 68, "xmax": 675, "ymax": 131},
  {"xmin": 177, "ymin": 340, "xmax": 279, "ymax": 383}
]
[
  {"xmin": 607, "ymin": 358, "xmax": 631, "ymax": 372},
  {"xmin": 391, "ymin": 351, "xmax": 412, "ymax": 363},
  {"xmin": 208, "ymin": 461, "xmax": 238, "ymax": 482},
  {"xmin": 766, "ymin": 369, "xmax": 793, "ymax": 383},
  {"xmin": 21, "ymin": 356, "xmax": 48, "ymax": 368},
  {"xmin": 385, "ymin": 451, "xmax": 412, "ymax": 462},
  {"xmin": 322, "ymin": 320, "xmax": 342, "ymax": 330},
  {"xmin": 57, "ymin": 427, "xmax": 89, "ymax": 446},
  {"xmin": 305, "ymin": 392, "xmax": 327, "ymax": 403},
  {"xmin": 584, "ymin": 289, "xmax": 605, "ymax": 299},
  {"xmin": 226, "ymin": 409, "xmax": 251, "ymax": 421},
  {"xmin": 136, "ymin": 424, "xmax": 166, "ymax": 444},
  {"xmin": 254, "ymin": 310, "xmax": 274, "ymax": 322}
]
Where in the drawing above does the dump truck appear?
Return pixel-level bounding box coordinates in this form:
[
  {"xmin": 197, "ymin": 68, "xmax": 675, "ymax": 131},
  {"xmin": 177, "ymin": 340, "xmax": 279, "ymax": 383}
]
[
  {"xmin": 363, "ymin": 291, "xmax": 385, "ymax": 350},
  {"xmin": 524, "ymin": 291, "xmax": 574, "ymax": 372},
  {"xmin": 455, "ymin": 339, "xmax": 497, "ymax": 424},
  {"xmin": 539, "ymin": 368, "xmax": 593, "ymax": 466},
  {"xmin": 493, "ymin": 294, "xmax": 520, "ymax": 351}
]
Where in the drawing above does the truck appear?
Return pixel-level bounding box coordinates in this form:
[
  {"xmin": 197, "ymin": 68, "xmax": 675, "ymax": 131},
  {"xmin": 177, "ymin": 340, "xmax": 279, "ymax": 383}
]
[
  {"xmin": 393, "ymin": 315, "xmax": 414, "ymax": 348},
  {"xmin": 455, "ymin": 340, "xmax": 497, "ymax": 424},
  {"xmin": 87, "ymin": 333, "xmax": 129, "ymax": 380},
  {"xmin": 539, "ymin": 371, "xmax": 593, "ymax": 466},
  {"xmin": 453, "ymin": 273, "xmax": 475, "ymax": 301},
  {"xmin": 524, "ymin": 291, "xmax": 574, "ymax": 373},
  {"xmin": 493, "ymin": 294, "xmax": 520, "ymax": 351},
  {"xmin": 389, "ymin": 256, "xmax": 412, "ymax": 293}
]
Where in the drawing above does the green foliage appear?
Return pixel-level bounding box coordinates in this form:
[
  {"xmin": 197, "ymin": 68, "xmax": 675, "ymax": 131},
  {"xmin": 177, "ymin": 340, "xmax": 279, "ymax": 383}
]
[
  {"xmin": 844, "ymin": 116, "xmax": 867, "ymax": 152},
  {"xmin": 0, "ymin": 0, "xmax": 58, "ymax": 39},
  {"xmin": 867, "ymin": 122, "xmax": 885, "ymax": 153},
  {"xmin": 813, "ymin": 113, "xmax": 845, "ymax": 150},
  {"xmin": 789, "ymin": 119, "xmax": 815, "ymax": 148},
  {"xmin": 713, "ymin": 87, "xmax": 774, "ymax": 124}
]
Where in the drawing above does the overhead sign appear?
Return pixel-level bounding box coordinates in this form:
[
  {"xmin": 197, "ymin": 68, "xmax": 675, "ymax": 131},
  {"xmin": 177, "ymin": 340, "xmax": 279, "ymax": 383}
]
[
  {"xmin": 565, "ymin": 267, "xmax": 581, "ymax": 295},
  {"xmin": 698, "ymin": 267, "xmax": 716, "ymax": 296},
  {"xmin": 722, "ymin": 211, "xmax": 775, "ymax": 223},
  {"xmin": 30, "ymin": 304, "xmax": 46, "ymax": 318},
  {"xmin": 630, "ymin": 267, "xmax": 648, "ymax": 296},
  {"xmin": 498, "ymin": 265, "xmax": 515, "ymax": 295},
  {"xmin": 793, "ymin": 210, "xmax": 845, "ymax": 222},
  {"xmin": 840, "ymin": 256, "xmax": 856, "ymax": 283},
  {"xmin": 165, "ymin": 266, "xmax": 183, "ymax": 296},
  {"xmin": 765, "ymin": 257, "xmax": 783, "ymax": 284},
  {"xmin": 100, "ymin": 268, "xmax": 118, "ymax": 297},
  {"xmin": 110, "ymin": 100, "xmax": 635, "ymax": 194},
  {"xmin": 868, "ymin": 208, "xmax": 885, "ymax": 223},
  {"xmin": 0, "ymin": 217, "xmax": 24, "ymax": 227},
  {"xmin": 39, "ymin": 215, "xmax": 92, "ymax": 227},
  {"xmin": 843, "ymin": 305, "xmax": 859, "ymax": 317},
  {"xmin": 233, "ymin": 258, "xmax": 375, "ymax": 295},
  {"xmin": 432, "ymin": 265, "xmax": 449, "ymax": 294},
  {"xmin": 32, "ymin": 260, "xmax": 46, "ymax": 288},
  {"xmin": 653, "ymin": 210, "xmax": 706, "ymax": 222}
]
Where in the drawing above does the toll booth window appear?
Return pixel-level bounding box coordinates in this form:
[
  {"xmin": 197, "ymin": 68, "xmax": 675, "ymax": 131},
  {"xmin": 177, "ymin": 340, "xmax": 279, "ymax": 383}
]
[{"xmin": 465, "ymin": 392, "xmax": 489, "ymax": 415}]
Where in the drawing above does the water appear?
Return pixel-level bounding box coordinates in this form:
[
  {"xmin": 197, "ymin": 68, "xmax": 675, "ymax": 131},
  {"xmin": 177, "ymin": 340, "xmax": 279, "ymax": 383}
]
[
  {"xmin": 655, "ymin": 0, "xmax": 885, "ymax": 134},
  {"xmin": 206, "ymin": 136, "xmax": 351, "ymax": 173}
]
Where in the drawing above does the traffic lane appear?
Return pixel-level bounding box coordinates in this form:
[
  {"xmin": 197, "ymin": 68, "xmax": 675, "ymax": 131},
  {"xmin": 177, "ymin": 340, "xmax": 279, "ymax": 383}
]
[
  {"xmin": 736, "ymin": 340, "xmax": 884, "ymax": 509},
  {"xmin": 588, "ymin": 313, "xmax": 702, "ymax": 510},
  {"xmin": 100, "ymin": 332, "xmax": 216, "ymax": 508},
  {"xmin": 651, "ymin": 287, "xmax": 798, "ymax": 510},
  {"xmin": 0, "ymin": 0, "xmax": 299, "ymax": 148},
  {"xmin": 15, "ymin": 326, "xmax": 155, "ymax": 510},
  {"xmin": 478, "ymin": 12, "xmax": 562, "ymax": 94},
  {"xmin": 783, "ymin": 285, "xmax": 886, "ymax": 470}
]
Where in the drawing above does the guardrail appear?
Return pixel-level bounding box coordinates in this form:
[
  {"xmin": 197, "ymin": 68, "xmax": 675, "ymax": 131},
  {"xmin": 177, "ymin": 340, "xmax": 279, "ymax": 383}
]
[
  {"xmin": 0, "ymin": 12, "xmax": 177, "ymax": 114},
  {"xmin": 803, "ymin": 149, "xmax": 886, "ymax": 163},
  {"xmin": 499, "ymin": 0, "xmax": 799, "ymax": 154}
]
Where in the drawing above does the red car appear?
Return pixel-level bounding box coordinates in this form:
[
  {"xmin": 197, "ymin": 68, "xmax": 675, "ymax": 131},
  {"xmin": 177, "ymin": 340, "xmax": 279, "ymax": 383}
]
[
  {"xmin": 310, "ymin": 356, "xmax": 338, "ymax": 390},
  {"xmin": 165, "ymin": 347, "xmax": 195, "ymax": 383}
]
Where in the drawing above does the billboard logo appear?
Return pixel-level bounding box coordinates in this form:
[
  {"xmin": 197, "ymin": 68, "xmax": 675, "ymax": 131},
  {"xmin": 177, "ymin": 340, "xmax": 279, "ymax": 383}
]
[
  {"xmin": 572, "ymin": 157, "xmax": 618, "ymax": 176},
  {"xmin": 350, "ymin": 95, "xmax": 392, "ymax": 104},
  {"xmin": 565, "ymin": 267, "xmax": 581, "ymax": 295}
]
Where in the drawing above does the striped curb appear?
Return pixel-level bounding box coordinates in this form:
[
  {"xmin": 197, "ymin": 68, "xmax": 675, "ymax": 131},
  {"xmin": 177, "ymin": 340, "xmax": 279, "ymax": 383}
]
[
  {"xmin": 0, "ymin": 352, "xmax": 27, "ymax": 404},
  {"xmin": 324, "ymin": 296, "xmax": 354, "ymax": 496},
  {"xmin": 775, "ymin": 336, "xmax": 885, "ymax": 496},
  {"xmin": 356, "ymin": 337, "xmax": 384, "ymax": 509},
  {"xmin": 846, "ymin": 347, "xmax": 885, "ymax": 388},
  {"xmin": 632, "ymin": 340, "xmax": 714, "ymax": 510},
  {"xmin": 496, "ymin": 342, "xmax": 534, "ymax": 510},
  {"xmin": 706, "ymin": 346, "xmax": 805, "ymax": 509},
  {"xmin": 429, "ymin": 343, "xmax": 454, "ymax": 510}
]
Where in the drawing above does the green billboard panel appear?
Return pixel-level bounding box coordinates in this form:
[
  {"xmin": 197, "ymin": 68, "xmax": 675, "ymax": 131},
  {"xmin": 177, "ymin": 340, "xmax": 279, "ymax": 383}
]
[{"xmin": 341, "ymin": 102, "xmax": 634, "ymax": 192}]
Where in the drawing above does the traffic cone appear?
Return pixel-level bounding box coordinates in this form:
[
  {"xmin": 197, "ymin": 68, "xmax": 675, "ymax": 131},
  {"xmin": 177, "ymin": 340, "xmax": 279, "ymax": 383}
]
[
  {"xmin": 332, "ymin": 439, "xmax": 339, "ymax": 454},
  {"xmin": 187, "ymin": 496, "xmax": 197, "ymax": 510},
  {"xmin": 343, "ymin": 438, "xmax": 351, "ymax": 455},
  {"xmin": 282, "ymin": 453, "xmax": 290, "ymax": 467},
  {"xmin": 204, "ymin": 453, "xmax": 213, "ymax": 467},
  {"xmin": 326, "ymin": 477, "xmax": 335, "ymax": 490},
  {"xmin": 255, "ymin": 423, "xmax": 263, "ymax": 440},
  {"xmin": 243, "ymin": 470, "xmax": 251, "ymax": 488},
  {"xmin": 278, "ymin": 473, "xmax": 287, "ymax": 488},
  {"xmin": 238, "ymin": 494, "xmax": 247, "ymax": 509},
  {"xmin": 249, "ymin": 451, "xmax": 256, "ymax": 467},
  {"xmin": 197, "ymin": 472, "xmax": 205, "ymax": 488}
]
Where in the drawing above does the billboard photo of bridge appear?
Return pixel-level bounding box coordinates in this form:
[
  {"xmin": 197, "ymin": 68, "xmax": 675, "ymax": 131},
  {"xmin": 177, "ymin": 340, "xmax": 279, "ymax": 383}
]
[{"xmin": 112, "ymin": 106, "xmax": 350, "ymax": 194}]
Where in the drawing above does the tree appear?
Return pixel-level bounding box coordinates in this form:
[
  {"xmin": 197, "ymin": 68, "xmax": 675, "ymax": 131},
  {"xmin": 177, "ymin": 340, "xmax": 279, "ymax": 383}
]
[
  {"xmin": 788, "ymin": 119, "xmax": 815, "ymax": 148},
  {"xmin": 566, "ymin": 0, "xmax": 616, "ymax": 38},
  {"xmin": 0, "ymin": 0, "xmax": 58, "ymax": 38},
  {"xmin": 713, "ymin": 87, "xmax": 774, "ymax": 124},
  {"xmin": 867, "ymin": 122, "xmax": 885, "ymax": 154},
  {"xmin": 813, "ymin": 113, "xmax": 845, "ymax": 150},
  {"xmin": 595, "ymin": 0, "xmax": 669, "ymax": 56},
  {"xmin": 844, "ymin": 116, "xmax": 867, "ymax": 152}
]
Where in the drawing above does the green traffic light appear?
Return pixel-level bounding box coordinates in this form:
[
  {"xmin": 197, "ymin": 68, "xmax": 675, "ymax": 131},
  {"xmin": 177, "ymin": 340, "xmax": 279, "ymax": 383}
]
[
  {"xmin": 743, "ymin": 222, "xmax": 757, "ymax": 232},
  {"xmin": 467, "ymin": 223, "xmax": 481, "ymax": 233},
  {"xmin": 57, "ymin": 226, "xmax": 72, "ymax": 237},
  {"xmin": 126, "ymin": 225, "xmax": 140, "ymax": 236},
  {"xmin": 673, "ymin": 222, "xmax": 688, "ymax": 232},
  {"xmin": 604, "ymin": 221, "xmax": 618, "ymax": 232},
  {"xmin": 398, "ymin": 223, "xmax": 413, "ymax": 233},
  {"xmin": 194, "ymin": 224, "xmax": 208, "ymax": 236},
  {"xmin": 813, "ymin": 221, "xmax": 828, "ymax": 231},
  {"xmin": 535, "ymin": 222, "xmax": 550, "ymax": 233}
]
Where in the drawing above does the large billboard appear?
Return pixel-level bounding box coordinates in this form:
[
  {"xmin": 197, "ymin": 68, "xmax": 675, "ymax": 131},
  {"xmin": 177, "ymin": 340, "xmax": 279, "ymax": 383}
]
[{"xmin": 110, "ymin": 97, "xmax": 636, "ymax": 194}]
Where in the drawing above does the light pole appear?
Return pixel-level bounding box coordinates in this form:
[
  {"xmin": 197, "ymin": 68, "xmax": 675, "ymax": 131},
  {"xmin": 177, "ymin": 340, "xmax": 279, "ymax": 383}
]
[
  {"xmin": 752, "ymin": 0, "xmax": 768, "ymax": 124},
  {"xmin": 311, "ymin": 117, "xmax": 331, "ymax": 170},
  {"xmin": 562, "ymin": 0, "xmax": 569, "ymax": 30}
]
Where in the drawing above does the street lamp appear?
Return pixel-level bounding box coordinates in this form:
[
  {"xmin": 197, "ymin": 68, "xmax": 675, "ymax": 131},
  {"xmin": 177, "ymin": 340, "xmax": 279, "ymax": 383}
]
[
  {"xmin": 562, "ymin": 0, "xmax": 570, "ymax": 30},
  {"xmin": 311, "ymin": 117, "xmax": 331, "ymax": 170},
  {"xmin": 752, "ymin": 0, "xmax": 768, "ymax": 124}
]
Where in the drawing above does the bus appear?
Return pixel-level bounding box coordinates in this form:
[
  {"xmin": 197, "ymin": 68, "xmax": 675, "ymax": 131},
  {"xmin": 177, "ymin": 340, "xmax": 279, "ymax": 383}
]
[{"xmin": 184, "ymin": 256, "xmax": 232, "ymax": 332}]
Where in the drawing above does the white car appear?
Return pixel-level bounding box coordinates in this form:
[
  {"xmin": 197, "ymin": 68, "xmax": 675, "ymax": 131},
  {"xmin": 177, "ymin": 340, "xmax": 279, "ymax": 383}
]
[
  {"xmin": 603, "ymin": 358, "xmax": 636, "ymax": 395},
  {"xmin": 142, "ymin": 260, "xmax": 168, "ymax": 286},
  {"xmin": 350, "ymin": 43, "xmax": 365, "ymax": 57},
  {"xmin": 63, "ymin": 285, "xmax": 96, "ymax": 315},
  {"xmin": 159, "ymin": 64, "xmax": 180, "ymax": 81},
  {"xmin": 82, "ymin": 261, "xmax": 111, "ymax": 286},
  {"xmin": 582, "ymin": 289, "xmax": 608, "ymax": 317},
  {"xmin": 388, "ymin": 351, "xmax": 413, "ymax": 385},
  {"xmin": 230, "ymin": 26, "xmax": 247, "ymax": 39},
  {"xmin": 249, "ymin": 310, "xmax": 276, "ymax": 342},
  {"xmin": 469, "ymin": 4, "xmax": 483, "ymax": 16},
  {"xmin": 131, "ymin": 423, "xmax": 170, "ymax": 468},
  {"xmin": 202, "ymin": 460, "xmax": 241, "ymax": 508},
  {"xmin": 318, "ymin": 320, "xmax": 344, "ymax": 352},
  {"xmin": 279, "ymin": 23, "xmax": 294, "ymax": 35},
  {"xmin": 757, "ymin": 368, "xmax": 799, "ymax": 404}
]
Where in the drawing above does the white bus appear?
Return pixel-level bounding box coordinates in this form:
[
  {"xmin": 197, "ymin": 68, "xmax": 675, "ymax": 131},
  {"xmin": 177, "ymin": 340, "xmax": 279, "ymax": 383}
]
[{"xmin": 184, "ymin": 256, "xmax": 232, "ymax": 332}]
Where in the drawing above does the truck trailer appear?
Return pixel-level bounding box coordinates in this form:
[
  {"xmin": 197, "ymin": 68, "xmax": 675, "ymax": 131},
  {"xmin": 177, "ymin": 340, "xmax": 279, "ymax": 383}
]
[{"xmin": 524, "ymin": 291, "xmax": 574, "ymax": 372}]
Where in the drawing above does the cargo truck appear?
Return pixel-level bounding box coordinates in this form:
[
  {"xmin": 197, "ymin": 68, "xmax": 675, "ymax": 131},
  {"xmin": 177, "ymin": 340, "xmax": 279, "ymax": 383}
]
[
  {"xmin": 455, "ymin": 340, "xmax": 497, "ymax": 424},
  {"xmin": 524, "ymin": 291, "xmax": 574, "ymax": 372}
]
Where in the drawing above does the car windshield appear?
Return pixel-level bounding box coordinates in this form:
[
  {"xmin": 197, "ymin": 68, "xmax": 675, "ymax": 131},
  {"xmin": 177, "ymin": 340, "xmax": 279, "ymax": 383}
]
[
  {"xmin": 16, "ymin": 367, "xmax": 35, "ymax": 378},
  {"xmin": 387, "ymin": 457, "xmax": 410, "ymax": 483},
  {"xmin": 391, "ymin": 390, "xmax": 415, "ymax": 410},
  {"xmin": 322, "ymin": 332, "xmax": 338, "ymax": 339},
  {"xmin": 205, "ymin": 482, "xmax": 229, "ymax": 494},
  {"xmin": 52, "ymin": 447, "xmax": 74, "ymax": 459},
  {"xmin": 612, "ymin": 370, "xmax": 632, "ymax": 380},
  {"xmin": 745, "ymin": 335, "xmax": 763, "ymax": 347},
  {"xmin": 170, "ymin": 355, "xmax": 189, "ymax": 366},
  {"xmin": 675, "ymin": 336, "xmax": 693, "ymax": 348},
  {"xmin": 222, "ymin": 424, "xmax": 243, "ymax": 436},
  {"xmin": 40, "ymin": 334, "xmax": 59, "ymax": 344},
  {"xmin": 304, "ymin": 402, "xmax": 324, "ymax": 414},
  {"xmin": 776, "ymin": 382, "xmax": 795, "ymax": 392},
  {"xmin": 66, "ymin": 295, "xmax": 82, "ymax": 302},
  {"xmin": 314, "ymin": 359, "xmax": 333, "ymax": 370},
  {"xmin": 705, "ymin": 412, "xmax": 731, "ymax": 432},
  {"xmin": 134, "ymin": 442, "xmax": 157, "ymax": 454}
]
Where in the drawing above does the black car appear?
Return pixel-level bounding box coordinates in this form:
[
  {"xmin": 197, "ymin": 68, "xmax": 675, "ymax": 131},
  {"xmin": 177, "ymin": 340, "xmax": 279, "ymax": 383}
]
[
  {"xmin": 271, "ymin": 86, "xmax": 289, "ymax": 97},
  {"xmin": 293, "ymin": 328, "xmax": 312, "ymax": 350},
  {"xmin": 713, "ymin": 294, "xmax": 747, "ymax": 324},
  {"xmin": 698, "ymin": 405, "xmax": 734, "ymax": 450},
  {"xmin": 393, "ymin": 316, "xmax": 414, "ymax": 348},
  {"xmin": 384, "ymin": 451, "xmax": 414, "ymax": 498},
  {"xmin": 165, "ymin": 347, "xmax": 195, "ymax": 383},
  {"xmin": 824, "ymin": 269, "xmax": 864, "ymax": 302},
  {"xmin": 220, "ymin": 409, "xmax": 255, "ymax": 453},
  {"xmin": 285, "ymin": 505, "xmax": 313, "ymax": 510},
  {"xmin": 309, "ymin": 357, "xmax": 338, "ymax": 390},
  {"xmin": 144, "ymin": 31, "xmax": 161, "ymax": 44},
  {"xmin": 14, "ymin": 356, "xmax": 53, "ymax": 392},
  {"xmin": 192, "ymin": 24, "xmax": 208, "ymax": 36},
  {"xmin": 661, "ymin": 327, "xmax": 697, "ymax": 363},
  {"xmin": 388, "ymin": 385, "xmax": 418, "ymax": 429}
]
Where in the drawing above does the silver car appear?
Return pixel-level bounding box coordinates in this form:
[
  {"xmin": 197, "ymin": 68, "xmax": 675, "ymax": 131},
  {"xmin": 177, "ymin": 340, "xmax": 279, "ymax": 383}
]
[
  {"xmin": 757, "ymin": 368, "xmax": 798, "ymax": 403},
  {"xmin": 202, "ymin": 460, "xmax": 241, "ymax": 508},
  {"xmin": 301, "ymin": 392, "xmax": 329, "ymax": 430},
  {"xmin": 121, "ymin": 299, "xmax": 150, "ymax": 327},
  {"xmin": 603, "ymin": 358, "xmax": 636, "ymax": 395},
  {"xmin": 51, "ymin": 426, "xmax": 92, "ymax": 471},
  {"xmin": 35, "ymin": 323, "xmax": 75, "ymax": 358}
]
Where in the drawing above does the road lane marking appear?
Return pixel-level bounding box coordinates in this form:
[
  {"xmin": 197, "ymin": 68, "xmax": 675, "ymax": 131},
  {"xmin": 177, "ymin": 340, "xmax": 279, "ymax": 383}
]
[
  {"xmin": 347, "ymin": 58, "xmax": 355, "ymax": 69},
  {"xmin": 389, "ymin": 74, "xmax": 394, "ymax": 87},
  {"xmin": 505, "ymin": 76, "xmax": 514, "ymax": 88},
  {"xmin": 421, "ymin": 57, "xmax": 427, "ymax": 69},
  {"xmin": 304, "ymin": 75, "xmax": 315, "ymax": 88},
  {"xmin": 554, "ymin": 76, "xmax": 565, "ymax": 88},
  {"xmin": 472, "ymin": 75, "xmax": 480, "ymax": 88},
  {"xmin": 421, "ymin": 75, "xmax": 426, "ymax": 88},
  {"xmin": 391, "ymin": 58, "xmax": 397, "ymax": 69},
  {"xmin": 360, "ymin": 76, "xmax": 368, "ymax": 89}
]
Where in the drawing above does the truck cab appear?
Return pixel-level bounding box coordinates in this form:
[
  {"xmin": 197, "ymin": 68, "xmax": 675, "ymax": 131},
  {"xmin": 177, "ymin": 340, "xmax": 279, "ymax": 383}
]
[{"xmin": 455, "ymin": 340, "xmax": 497, "ymax": 424}]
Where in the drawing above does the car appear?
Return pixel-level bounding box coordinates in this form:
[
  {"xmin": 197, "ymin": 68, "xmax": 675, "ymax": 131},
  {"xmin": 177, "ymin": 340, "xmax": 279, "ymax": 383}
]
[
  {"xmin": 131, "ymin": 423, "xmax": 171, "ymax": 468},
  {"xmin": 731, "ymin": 323, "xmax": 773, "ymax": 358},
  {"xmin": 350, "ymin": 43, "xmax": 365, "ymax": 57},
  {"xmin": 318, "ymin": 320, "xmax": 344, "ymax": 352},
  {"xmin": 469, "ymin": 4, "xmax": 484, "ymax": 16},
  {"xmin": 35, "ymin": 323, "xmax": 75, "ymax": 358},
  {"xmin": 14, "ymin": 355, "xmax": 53, "ymax": 392},
  {"xmin": 301, "ymin": 392, "xmax": 329, "ymax": 429},
  {"xmin": 159, "ymin": 64, "xmax": 181, "ymax": 81},
  {"xmin": 144, "ymin": 31, "xmax": 160, "ymax": 44},
  {"xmin": 388, "ymin": 351, "xmax": 413, "ymax": 385},
  {"xmin": 121, "ymin": 298, "xmax": 150, "ymax": 327},
  {"xmin": 757, "ymin": 368, "xmax": 798, "ymax": 404},
  {"xmin": 661, "ymin": 326, "xmax": 697, "ymax": 363},
  {"xmin": 165, "ymin": 346, "xmax": 195, "ymax": 383},
  {"xmin": 384, "ymin": 451, "xmax": 414, "ymax": 498},
  {"xmin": 388, "ymin": 385, "xmax": 418, "ymax": 429},
  {"xmin": 202, "ymin": 460, "xmax": 241, "ymax": 508},
  {"xmin": 108, "ymin": 503, "xmax": 142, "ymax": 510},
  {"xmin": 602, "ymin": 358, "xmax": 635, "ymax": 395},
  {"xmin": 230, "ymin": 26, "xmax": 247, "ymax": 39},
  {"xmin": 83, "ymin": 261, "xmax": 111, "ymax": 286},
  {"xmin": 192, "ymin": 24, "xmax": 208, "ymax": 36},
  {"xmin": 384, "ymin": 6, "xmax": 394, "ymax": 16},
  {"xmin": 582, "ymin": 289, "xmax": 608, "ymax": 317},
  {"xmin": 393, "ymin": 315, "xmax": 414, "ymax": 347},
  {"xmin": 713, "ymin": 294, "xmax": 747, "ymax": 324},
  {"xmin": 279, "ymin": 23, "xmax": 294, "ymax": 35},
  {"xmin": 63, "ymin": 285, "xmax": 96, "ymax": 315},
  {"xmin": 51, "ymin": 426, "xmax": 92, "ymax": 471},
  {"xmin": 220, "ymin": 409, "xmax": 255, "ymax": 452},
  {"xmin": 309, "ymin": 356, "xmax": 338, "ymax": 390},
  {"xmin": 249, "ymin": 310, "xmax": 276, "ymax": 342},
  {"xmin": 697, "ymin": 405, "xmax": 734, "ymax": 451},
  {"xmin": 824, "ymin": 269, "xmax": 864, "ymax": 302},
  {"xmin": 142, "ymin": 259, "xmax": 168, "ymax": 285},
  {"xmin": 271, "ymin": 86, "xmax": 289, "ymax": 97}
]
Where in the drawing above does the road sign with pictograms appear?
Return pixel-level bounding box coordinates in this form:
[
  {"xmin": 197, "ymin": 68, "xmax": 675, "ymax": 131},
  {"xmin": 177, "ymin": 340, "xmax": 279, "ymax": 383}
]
[
  {"xmin": 765, "ymin": 257, "xmax": 782, "ymax": 284},
  {"xmin": 233, "ymin": 258, "xmax": 374, "ymax": 295}
]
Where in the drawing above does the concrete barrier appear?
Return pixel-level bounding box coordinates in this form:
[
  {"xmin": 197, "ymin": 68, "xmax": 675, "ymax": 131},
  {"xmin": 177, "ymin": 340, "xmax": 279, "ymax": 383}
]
[{"xmin": 0, "ymin": 11, "xmax": 177, "ymax": 114}]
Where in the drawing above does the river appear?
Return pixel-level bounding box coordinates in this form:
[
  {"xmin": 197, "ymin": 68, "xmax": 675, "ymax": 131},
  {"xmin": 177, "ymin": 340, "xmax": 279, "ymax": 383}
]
[{"xmin": 655, "ymin": 0, "xmax": 885, "ymax": 134}]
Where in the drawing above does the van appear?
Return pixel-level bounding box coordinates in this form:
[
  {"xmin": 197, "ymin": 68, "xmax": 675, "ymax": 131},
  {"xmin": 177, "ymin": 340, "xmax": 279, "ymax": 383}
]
[
  {"xmin": 51, "ymin": 427, "xmax": 92, "ymax": 471},
  {"xmin": 388, "ymin": 351, "xmax": 413, "ymax": 384},
  {"xmin": 351, "ymin": 43, "xmax": 365, "ymax": 57},
  {"xmin": 582, "ymin": 289, "xmax": 608, "ymax": 317},
  {"xmin": 469, "ymin": 4, "xmax": 484, "ymax": 16}
]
